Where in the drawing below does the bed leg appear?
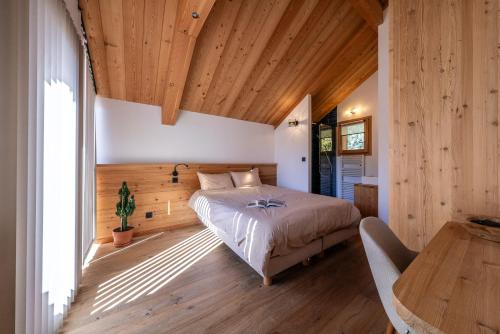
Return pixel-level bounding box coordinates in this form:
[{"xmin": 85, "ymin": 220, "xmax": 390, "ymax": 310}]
[
  {"xmin": 318, "ymin": 250, "xmax": 325, "ymax": 259},
  {"xmin": 263, "ymin": 276, "xmax": 272, "ymax": 286},
  {"xmin": 384, "ymin": 321, "xmax": 395, "ymax": 334},
  {"xmin": 302, "ymin": 258, "xmax": 310, "ymax": 266}
]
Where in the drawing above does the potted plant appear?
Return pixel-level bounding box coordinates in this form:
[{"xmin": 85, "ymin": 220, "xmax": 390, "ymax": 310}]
[{"xmin": 113, "ymin": 182, "xmax": 136, "ymax": 247}]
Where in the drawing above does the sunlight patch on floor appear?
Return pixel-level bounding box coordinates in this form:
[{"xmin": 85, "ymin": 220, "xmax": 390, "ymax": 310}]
[
  {"xmin": 90, "ymin": 228, "xmax": 222, "ymax": 315},
  {"xmin": 84, "ymin": 233, "xmax": 165, "ymax": 270}
]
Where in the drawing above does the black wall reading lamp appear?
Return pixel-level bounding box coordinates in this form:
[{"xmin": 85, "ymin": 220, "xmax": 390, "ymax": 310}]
[
  {"xmin": 288, "ymin": 119, "xmax": 299, "ymax": 127},
  {"xmin": 172, "ymin": 163, "xmax": 189, "ymax": 183}
]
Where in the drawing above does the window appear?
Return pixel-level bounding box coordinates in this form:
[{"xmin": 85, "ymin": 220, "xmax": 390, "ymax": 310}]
[
  {"xmin": 320, "ymin": 126, "xmax": 333, "ymax": 152},
  {"xmin": 337, "ymin": 116, "xmax": 371, "ymax": 155}
]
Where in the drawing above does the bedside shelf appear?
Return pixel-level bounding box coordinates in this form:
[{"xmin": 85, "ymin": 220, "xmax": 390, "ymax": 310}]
[{"xmin": 354, "ymin": 184, "xmax": 378, "ymax": 218}]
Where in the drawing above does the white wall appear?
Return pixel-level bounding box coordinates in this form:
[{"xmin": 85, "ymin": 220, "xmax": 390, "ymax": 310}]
[
  {"xmin": 95, "ymin": 97, "xmax": 275, "ymax": 164},
  {"xmin": 274, "ymin": 95, "xmax": 312, "ymax": 192},
  {"xmin": 378, "ymin": 9, "xmax": 390, "ymax": 223},
  {"xmin": 336, "ymin": 72, "xmax": 379, "ymax": 178}
]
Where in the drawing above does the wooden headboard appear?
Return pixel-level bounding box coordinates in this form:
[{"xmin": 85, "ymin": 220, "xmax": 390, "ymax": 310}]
[{"xmin": 96, "ymin": 163, "xmax": 277, "ymax": 243}]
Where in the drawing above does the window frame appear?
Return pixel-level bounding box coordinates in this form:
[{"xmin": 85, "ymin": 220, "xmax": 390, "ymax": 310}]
[{"xmin": 337, "ymin": 116, "xmax": 372, "ymax": 155}]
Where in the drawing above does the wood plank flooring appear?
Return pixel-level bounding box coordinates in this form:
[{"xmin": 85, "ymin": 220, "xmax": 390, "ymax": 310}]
[{"xmin": 61, "ymin": 225, "xmax": 388, "ymax": 334}]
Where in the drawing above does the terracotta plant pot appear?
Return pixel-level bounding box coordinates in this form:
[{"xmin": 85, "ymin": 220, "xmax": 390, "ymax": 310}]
[{"xmin": 112, "ymin": 226, "xmax": 134, "ymax": 247}]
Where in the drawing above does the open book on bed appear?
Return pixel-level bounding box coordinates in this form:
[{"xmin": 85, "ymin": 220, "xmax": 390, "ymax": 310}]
[{"xmin": 247, "ymin": 199, "xmax": 286, "ymax": 208}]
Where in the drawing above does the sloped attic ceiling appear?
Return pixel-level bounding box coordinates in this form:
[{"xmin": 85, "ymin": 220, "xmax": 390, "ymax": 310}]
[{"xmin": 80, "ymin": 0, "xmax": 380, "ymax": 126}]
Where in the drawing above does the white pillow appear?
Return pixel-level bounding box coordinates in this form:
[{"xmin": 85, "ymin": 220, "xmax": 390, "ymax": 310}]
[
  {"xmin": 230, "ymin": 168, "xmax": 262, "ymax": 188},
  {"xmin": 197, "ymin": 172, "xmax": 234, "ymax": 191}
]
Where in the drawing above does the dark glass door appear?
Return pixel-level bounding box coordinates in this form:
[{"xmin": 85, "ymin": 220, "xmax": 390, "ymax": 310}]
[{"xmin": 312, "ymin": 108, "xmax": 337, "ymax": 196}]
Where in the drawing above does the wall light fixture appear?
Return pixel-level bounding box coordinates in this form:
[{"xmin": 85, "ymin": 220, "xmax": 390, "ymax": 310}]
[{"xmin": 172, "ymin": 163, "xmax": 189, "ymax": 183}]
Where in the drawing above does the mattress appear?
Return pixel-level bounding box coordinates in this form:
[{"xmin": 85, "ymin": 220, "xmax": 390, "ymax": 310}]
[{"xmin": 188, "ymin": 185, "xmax": 361, "ymax": 275}]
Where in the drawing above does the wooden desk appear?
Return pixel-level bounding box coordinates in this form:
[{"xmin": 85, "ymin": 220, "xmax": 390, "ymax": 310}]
[{"xmin": 392, "ymin": 221, "xmax": 500, "ymax": 334}]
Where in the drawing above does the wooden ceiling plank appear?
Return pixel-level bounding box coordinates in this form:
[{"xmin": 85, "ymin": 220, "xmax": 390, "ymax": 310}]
[
  {"xmin": 99, "ymin": 0, "xmax": 126, "ymax": 100},
  {"xmin": 82, "ymin": 0, "xmax": 381, "ymax": 126},
  {"xmin": 246, "ymin": 0, "xmax": 355, "ymax": 123},
  {"xmin": 180, "ymin": 0, "xmax": 243, "ymax": 112},
  {"xmin": 196, "ymin": 1, "xmax": 260, "ymax": 114},
  {"xmin": 312, "ymin": 33, "xmax": 377, "ymax": 110},
  {"xmin": 141, "ymin": 0, "xmax": 165, "ymax": 105},
  {"xmin": 313, "ymin": 51, "xmax": 377, "ymax": 121},
  {"xmin": 312, "ymin": 43, "xmax": 378, "ymax": 121},
  {"xmin": 79, "ymin": 0, "xmax": 111, "ymax": 97},
  {"xmin": 199, "ymin": 0, "xmax": 278, "ymax": 116},
  {"xmin": 267, "ymin": 44, "xmax": 374, "ymax": 126},
  {"xmin": 122, "ymin": 0, "xmax": 145, "ymax": 103},
  {"xmin": 313, "ymin": 49, "xmax": 376, "ymax": 112},
  {"xmin": 309, "ymin": 25, "xmax": 376, "ymax": 97},
  {"xmin": 227, "ymin": 0, "xmax": 320, "ymax": 120},
  {"xmin": 161, "ymin": 0, "xmax": 216, "ymax": 125},
  {"xmin": 238, "ymin": 0, "xmax": 341, "ymax": 122},
  {"xmin": 247, "ymin": 0, "xmax": 351, "ymax": 123},
  {"xmin": 348, "ymin": 0, "xmax": 383, "ymax": 31},
  {"xmin": 154, "ymin": 0, "xmax": 178, "ymax": 105},
  {"xmin": 259, "ymin": 14, "xmax": 371, "ymax": 125},
  {"xmin": 216, "ymin": 0, "xmax": 292, "ymax": 118}
]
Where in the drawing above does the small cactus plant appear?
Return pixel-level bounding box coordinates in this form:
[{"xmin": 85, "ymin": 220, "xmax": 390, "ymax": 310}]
[{"xmin": 115, "ymin": 182, "xmax": 136, "ymax": 232}]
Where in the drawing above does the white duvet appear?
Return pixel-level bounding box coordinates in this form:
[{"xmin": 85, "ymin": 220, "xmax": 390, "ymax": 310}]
[{"xmin": 188, "ymin": 185, "xmax": 361, "ymax": 275}]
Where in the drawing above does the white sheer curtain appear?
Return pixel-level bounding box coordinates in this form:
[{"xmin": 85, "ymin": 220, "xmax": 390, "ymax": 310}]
[
  {"xmin": 42, "ymin": 0, "xmax": 79, "ymax": 330},
  {"xmin": 81, "ymin": 54, "xmax": 96, "ymax": 263},
  {"xmin": 13, "ymin": 0, "xmax": 95, "ymax": 332},
  {"xmin": 37, "ymin": 0, "xmax": 95, "ymax": 332}
]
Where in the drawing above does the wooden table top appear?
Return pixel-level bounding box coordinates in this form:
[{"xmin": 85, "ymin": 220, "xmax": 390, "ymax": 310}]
[{"xmin": 392, "ymin": 221, "xmax": 500, "ymax": 334}]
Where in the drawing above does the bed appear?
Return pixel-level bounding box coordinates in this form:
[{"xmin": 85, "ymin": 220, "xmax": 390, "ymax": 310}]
[{"xmin": 188, "ymin": 184, "xmax": 361, "ymax": 285}]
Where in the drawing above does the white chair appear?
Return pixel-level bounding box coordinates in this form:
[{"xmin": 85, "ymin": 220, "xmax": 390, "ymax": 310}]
[{"xmin": 359, "ymin": 217, "xmax": 418, "ymax": 334}]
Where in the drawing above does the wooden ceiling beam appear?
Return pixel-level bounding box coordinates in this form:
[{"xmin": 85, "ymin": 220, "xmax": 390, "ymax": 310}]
[
  {"xmin": 161, "ymin": 0, "xmax": 215, "ymax": 125},
  {"xmin": 348, "ymin": 0, "xmax": 383, "ymax": 31},
  {"xmin": 180, "ymin": 0, "xmax": 243, "ymax": 113}
]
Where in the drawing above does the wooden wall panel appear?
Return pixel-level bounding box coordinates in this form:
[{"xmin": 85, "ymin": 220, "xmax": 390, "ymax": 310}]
[
  {"xmin": 390, "ymin": 0, "xmax": 500, "ymax": 251},
  {"xmin": 96, "ymin": 163, "xmax": 277, "ymax": 243}
]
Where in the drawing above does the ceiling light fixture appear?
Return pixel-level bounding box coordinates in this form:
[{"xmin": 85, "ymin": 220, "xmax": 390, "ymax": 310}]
[{"xmin": 192, "ymin": 11, "xmax": 200, "ymax": 19}]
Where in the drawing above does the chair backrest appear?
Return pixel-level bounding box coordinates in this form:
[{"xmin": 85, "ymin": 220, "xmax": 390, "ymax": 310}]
[{"xmin": 359, "ymin": 217, "xmax": 417, "ymax": 334}]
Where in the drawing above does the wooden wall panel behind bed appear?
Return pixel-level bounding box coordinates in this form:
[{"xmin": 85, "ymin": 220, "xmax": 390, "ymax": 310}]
[{"xmin": 96, "ymin": 163, "xmax": 277, "ymax": 243}]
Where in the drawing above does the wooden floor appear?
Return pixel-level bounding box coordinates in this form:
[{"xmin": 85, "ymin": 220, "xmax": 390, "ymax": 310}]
[{"xmin": 61, "ymin": 225, "xmax": 388, "ymax": 334}]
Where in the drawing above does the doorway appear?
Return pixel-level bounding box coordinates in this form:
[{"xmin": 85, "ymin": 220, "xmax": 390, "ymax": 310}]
[{"xmin": 311, "ymin": 108, "xmax": 337, "ymax": 196}]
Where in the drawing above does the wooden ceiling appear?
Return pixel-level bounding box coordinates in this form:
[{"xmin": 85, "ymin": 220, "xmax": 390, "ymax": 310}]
[{"xmin": 80, "ymin": 0, "xmax": 381, "ymax": 126}]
